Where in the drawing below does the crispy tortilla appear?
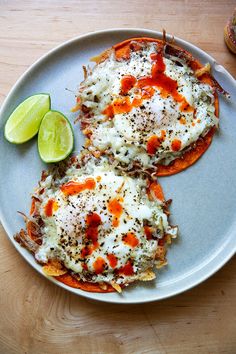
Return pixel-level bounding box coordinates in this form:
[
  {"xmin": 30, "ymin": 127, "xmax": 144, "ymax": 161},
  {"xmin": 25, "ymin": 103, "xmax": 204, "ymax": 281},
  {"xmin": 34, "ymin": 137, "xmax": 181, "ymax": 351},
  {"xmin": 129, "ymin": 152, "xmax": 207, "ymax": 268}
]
[{"xmin": 56, "ymin": 273, "xmax": 116, "ymax": 293}]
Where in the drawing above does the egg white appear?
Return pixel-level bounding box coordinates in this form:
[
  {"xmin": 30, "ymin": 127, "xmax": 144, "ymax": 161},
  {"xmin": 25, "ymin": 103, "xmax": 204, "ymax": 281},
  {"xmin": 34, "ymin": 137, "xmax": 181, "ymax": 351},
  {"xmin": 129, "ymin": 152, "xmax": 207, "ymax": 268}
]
[
  {"xmin": 35, "ymin": 157, "xmax": 177, "ymax": 285},
  {"xmin": 78, "ymin": 41, "xmax": 218, "ymax": 168}
]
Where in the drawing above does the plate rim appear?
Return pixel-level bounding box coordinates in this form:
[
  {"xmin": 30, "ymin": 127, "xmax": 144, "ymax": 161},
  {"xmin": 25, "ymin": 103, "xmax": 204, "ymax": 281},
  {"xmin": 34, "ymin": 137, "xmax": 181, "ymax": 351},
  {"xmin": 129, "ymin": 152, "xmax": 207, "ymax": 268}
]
[{"xmin": 0, "ymin": 27, "xmax": 235, "ymax": 304}]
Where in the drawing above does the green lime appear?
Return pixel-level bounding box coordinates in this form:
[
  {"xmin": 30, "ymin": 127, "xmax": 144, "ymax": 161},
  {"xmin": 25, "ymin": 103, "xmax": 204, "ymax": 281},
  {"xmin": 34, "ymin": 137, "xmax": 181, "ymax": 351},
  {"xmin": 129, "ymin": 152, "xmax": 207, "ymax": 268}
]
[
  {"xmin": 4, "ymin": 94, "xmax": 50, "ymax": 144},
  {"xmin": 38, "ymin": 110, "xmax": 74, "ymax": 163}
]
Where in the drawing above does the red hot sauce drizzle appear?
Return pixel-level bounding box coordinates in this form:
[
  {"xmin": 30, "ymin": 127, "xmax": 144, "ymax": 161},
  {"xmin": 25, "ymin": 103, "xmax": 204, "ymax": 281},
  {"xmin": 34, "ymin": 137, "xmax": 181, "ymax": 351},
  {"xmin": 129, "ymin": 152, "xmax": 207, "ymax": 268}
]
[
  {"xmin": 103, "ymin": 50, "xmax": 194, "ymax": 120},
  {"xmin": 60, "ymin": 178, "xmax": 96, "ymax": 196},
  {"xmin": 102, "ymin": 48, "xmax": 196, "ymax": 153},
  {"xmin": 107, "ymin": 254, "xmax": 118, "ymax": 268},
  {"xmin": 102, "ymin": 97, "xmax": 133, "ymax": 119},
  {"xmin": 137, "ymin": 53, "xmax": 194, "ymax": 113},
  {"xmin": 107, "ymin": 198, "xmax": 123, "ymax": 227},
  {"xmin": 122, "ymin": 232, "xmax": 139, "ymax": 247},
  {"xmin": 146, "ymin": 130, "xmax": 166, "ymax": 155},
  {"xmin": 93, "ymin": 257, "xmax": 106, "ymax": 274},
  {"xmin": 81, "ymin": 212, "xmax": 102, "ymax": 260},
  {"xmin": 85, "ymin": 212, "xmax": 101, "ymax": 248},
  {"xmin": 171, "ymin": 138, "xmax": 182, "ymax": 152},
  {"xmin": 120, "ymin": 75, "xmax": 137, "ymax": 95},
  {"xmin": 117, "ymin": 260, "xmax": 134, "ymax": 276}
]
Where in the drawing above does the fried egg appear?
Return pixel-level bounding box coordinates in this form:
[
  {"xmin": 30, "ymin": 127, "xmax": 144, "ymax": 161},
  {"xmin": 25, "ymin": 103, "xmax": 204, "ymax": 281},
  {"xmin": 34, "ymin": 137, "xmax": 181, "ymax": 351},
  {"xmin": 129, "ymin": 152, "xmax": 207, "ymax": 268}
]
[
  {"xmin": 33, "ymin": 155, "xmax": 177, "ymax": 287},
  {"xmin": 77, "ymin": 39, "xmax": 218, "ymax": 170}
]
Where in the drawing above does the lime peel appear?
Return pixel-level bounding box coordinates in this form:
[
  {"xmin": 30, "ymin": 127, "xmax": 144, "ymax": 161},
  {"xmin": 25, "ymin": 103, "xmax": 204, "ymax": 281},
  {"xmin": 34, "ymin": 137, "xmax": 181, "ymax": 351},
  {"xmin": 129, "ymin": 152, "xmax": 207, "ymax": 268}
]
[
  {"xmin": 38, "ymin": 110, "xmax": 74, "ymax": 163},
  {"xmin": 4, "ymin": 94, "xmax": 51, "ymax": 144}
]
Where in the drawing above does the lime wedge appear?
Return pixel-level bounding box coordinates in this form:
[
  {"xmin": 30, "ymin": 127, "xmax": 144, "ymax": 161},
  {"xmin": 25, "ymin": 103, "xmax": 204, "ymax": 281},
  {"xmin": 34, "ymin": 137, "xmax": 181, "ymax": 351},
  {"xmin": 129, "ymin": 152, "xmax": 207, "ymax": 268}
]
[
  {"xmin": 4, "ymin": 94, "xmax": 50, "ymax": 143},
  {"xmin": 38, "ymin": 110, "xmax": 74, "ymax": 163}
]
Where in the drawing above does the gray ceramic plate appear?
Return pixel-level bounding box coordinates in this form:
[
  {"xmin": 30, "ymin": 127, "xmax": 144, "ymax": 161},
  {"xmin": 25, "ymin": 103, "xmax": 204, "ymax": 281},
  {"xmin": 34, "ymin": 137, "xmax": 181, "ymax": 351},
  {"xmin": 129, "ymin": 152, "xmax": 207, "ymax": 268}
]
[{"xmin": 0, "ymin": 29, "xmax": 235, "ymax": 304}]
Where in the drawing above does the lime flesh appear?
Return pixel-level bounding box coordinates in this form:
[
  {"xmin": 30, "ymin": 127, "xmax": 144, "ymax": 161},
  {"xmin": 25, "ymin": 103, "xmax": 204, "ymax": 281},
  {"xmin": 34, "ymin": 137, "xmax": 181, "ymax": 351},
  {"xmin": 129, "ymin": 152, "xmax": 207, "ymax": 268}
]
[
  {"xmin": 38, "ymin": 110, "xmax": 74, "ymax": 163},
  {"xmin": 4, "ymin": 94, "xmax": 50, "ymax": 143}
]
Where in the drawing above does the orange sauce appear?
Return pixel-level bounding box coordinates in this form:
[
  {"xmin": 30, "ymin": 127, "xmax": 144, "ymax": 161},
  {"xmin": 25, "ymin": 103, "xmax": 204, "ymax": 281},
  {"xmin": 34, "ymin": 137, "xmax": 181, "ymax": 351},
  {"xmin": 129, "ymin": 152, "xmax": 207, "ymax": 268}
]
[
  {"xmin": 171, "ymin": 139, "xmax": 182, "ymax": 151},
  {"xmin": 180, "ymin": 100, "xmax": 194, "ymax": 113},
  {"xmin": 102, "ymin": 104, "xmax": 115, "ymax": 119},
  {"xmin": 107, "ymin": 198, "xmax": 123, "ymax": 227},
  {"xmin": 107, "ymin": 254, "xmax": 118, "ymax": 268},
  {"xmin": 44, "ymin": 199, "xmax": 58, "ymax": 217},
  {"xmin": 85, "ymin": 212, "xmax": 101, "ymax": 247},
  {"xmin": 120, "ymin": 75, "xmax": 137, "ymax": 95},
  {"xmin": 81, "ymin": 246, "xmax": 93, "ymax": 258},
  {"xmin": 146, "ymin": 135, "xmax": 161, "ymax": 155},
  {"xmin": 102, "ymin": 97, "xmax": 133, "ymax": 119},
  {"xmin": 138, "ymin": 58, "xmax": 178, "ymax": 93},
  {"xmin": 140, "ymin": 86, "xmax": 155, "ymax": 99},
  {"xmin": 117, "ymin": 260, "xmax": 134, "ymax": 276},
  {"xmin": 146, "ymin": 130, "xmax": 166, "ymax": 155},
  {"xmin": 122, "ymin": 232, "xmax": 139, "ymax": 247},
  {"xmin": 132, "ymin": 97, "xmax": 143, "ymax": 107},
  {"xmin": 60, "ymin": 178, "xmax": 96, "ymax": 196},
  {"xmin": 93, "ymin": 257, "xmax": 106, "ymax": 274},
  {"xmin": 179, "ymin": 117, "xmax": 186, "ymax": 125},
  {"xmin": 81, "ymin": 212, "xmax": 102, "ymax": 260}
]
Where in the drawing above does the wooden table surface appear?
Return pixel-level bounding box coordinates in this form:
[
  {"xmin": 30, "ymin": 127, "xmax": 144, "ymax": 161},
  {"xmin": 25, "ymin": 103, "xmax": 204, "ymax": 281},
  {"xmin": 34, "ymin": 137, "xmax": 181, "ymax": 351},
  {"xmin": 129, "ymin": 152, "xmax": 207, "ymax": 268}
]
[{"xmin": 0, "ymin": 1, "xmax": 236, "ymax": 353}]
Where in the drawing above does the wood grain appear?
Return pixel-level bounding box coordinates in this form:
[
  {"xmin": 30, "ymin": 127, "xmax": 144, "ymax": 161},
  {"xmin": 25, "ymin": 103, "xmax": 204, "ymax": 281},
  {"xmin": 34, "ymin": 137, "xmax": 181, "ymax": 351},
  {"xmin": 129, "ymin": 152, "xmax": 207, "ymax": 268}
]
[{"xmin": 0, "ymin": 1, "xmax": 235, "ymax": 353}]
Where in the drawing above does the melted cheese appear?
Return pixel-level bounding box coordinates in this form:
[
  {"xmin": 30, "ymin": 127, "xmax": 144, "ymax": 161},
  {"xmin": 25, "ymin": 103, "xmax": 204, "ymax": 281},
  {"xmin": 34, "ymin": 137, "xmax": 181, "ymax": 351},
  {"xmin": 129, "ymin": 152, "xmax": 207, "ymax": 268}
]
[
  {"xmin": 35, "ymin": 158, "xmax": 177, "ymax": 285},
  {"xmin": 78, "ymin": 41, "xmax": 218, "ymax": 168}
]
